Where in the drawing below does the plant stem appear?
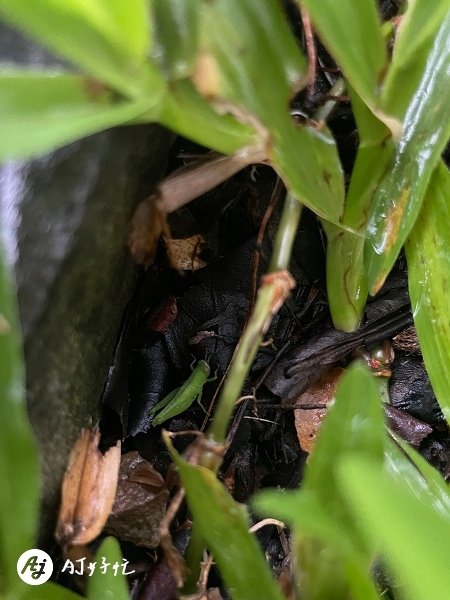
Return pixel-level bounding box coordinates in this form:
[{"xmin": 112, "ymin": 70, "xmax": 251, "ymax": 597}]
[
  {"xmin": 269, "ymin": 192, "xmax": 303, "ymax": 272},
  {"xmin": 313, "ymin": 78, "xmax": 346, "ymax": 124},
  {"xmin": 207, "ymin": 193, "xmax": 302, "ymax": 444}
]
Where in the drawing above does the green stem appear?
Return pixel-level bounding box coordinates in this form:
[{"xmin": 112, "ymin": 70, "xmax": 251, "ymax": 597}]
[
  {"xmin": 269, "ymin": 192, "xmax": 303, "ymax": 272},
  {"xmin": 207, "ymin": 193, "xmax": 302, "ymax": 444},
  {"xmin": 313, "ymin": 78, "xmax": 346, "ymax": 124}
]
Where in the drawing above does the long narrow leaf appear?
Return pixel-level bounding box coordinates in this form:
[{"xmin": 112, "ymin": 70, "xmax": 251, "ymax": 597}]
[
  {"xmin": 0, "ymin": 0, "xmax": 156, "ymax": 99},
  {"xmin": 22, "ymin": 582, "xmax": 82, "ymax": 600},
  {"xmin": 160, "ymin": 79, "xmax": 254, "ymax": 155},
  {"xmin": 324, "ymin": 225, "xmax": 367, "ymax": 332},
  {"xmin": 0, "ymin": 70, "xmax": 163, "ymax": 161},
  {"xmin": 254, "ymin": 363, "xmax": 385, "ymax": 600},
  {"xmin": 0, "ymin": 242, "xmax": 40, "ymax": 595},
  {"xmin": 299, "ymin": 0, "xmax": 389, "ymax": 127},
  {"xmin": 383, "ymin": 0, "xmax": 450, "ymax": 95},
  {"xmin": 365, "ymin": 15, "xmax": 450, "ymax": 294},
  {"xmin": 386, "ymin": 437, "xmax": 450, "ymax": 516},
  {"xmin": 338, "ymin": 456, "xmax": 450, "ymax": 600},
  {"xmin": 87, "ymin": 537, "xmax": 130, "ymax": 600},
  {"xmin": 197, "ymin": 0, "xmax": 345, "ymax": 222},
  {"xmin": 152, "ymin": 0, "xmax": 200, "ymax": 79},
  {"xmin": 405, "ymin": 163, "xmax": 450, "ymax": 423},
  {"xmin": 325, "ymin": 88, "xmax": 392, "ymax": 332},
  {"xmin": 165, "ymin": 435, "xmax": 285, "ymax": 600}
]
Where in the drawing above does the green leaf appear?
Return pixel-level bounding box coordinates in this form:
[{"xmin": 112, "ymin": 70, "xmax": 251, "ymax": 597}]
[
  {"xmin": 324, "ymin": 88, "xmax": 392, "ymax": 332},
  {"xmin": 303, "ymin": 362, "xmax": 385, "ymax": 502},
  {"xmin": 160, "ymin": 79, "xmax": 254, "ymax": 155},
  {"xmin": 365, "ymin": 15, "xmax": 450, "ymax": 294},
  {"xmin": 338, "ymin": 456, "xmax": 450, "ymax": 600},
  {"xmin": 405, "ymin": 163, "xmax": 450, "ymax": 423},
  {"xmin": 197, "ymin": 0, "xmax": 344, "ymax": 222},
  {"xmin": 21, "ymin": 581, "xmax": 82, "ymax": 600},
  {"xmin": 0, "ymin": 70, "xmax": 163, "ymax": 161},
  {"xmin": 385, "ymin": 437, "xmax": 450, "ymax": 516},
  {"xmin": 165, "ymin": 435, "xmax": 285, "ymax": 600},
  {"xmin": 152, "ymin": 0, "xmax": 200, "ymax": 79},
  {"xmin": 87, "ymin": 537, "xmax": 130, "ymax": 600},
  {"xmin": 324, "ymin": 226, "xmax": 367, "ymax": 332},
  {"xmin": 383, "ymin": 0, "xmax": 450, "ymax": 97},
  {"xmin": 254, "ymin": 363, "xmax": 385, "ymax": 600},
  {"xmin": 299, "ymin": 0, "xmax": 388, "ymax": 124},
  {"xmin": 0, "ymin": 0, "xmax": 157, "ymax": 99},
  {"xmin": 272, "ymin": 125, "xmax": 345, "ymax": 223},
  {"xmin": 0, "ymin": 243, "xmax": 40, "ymax": 595}
]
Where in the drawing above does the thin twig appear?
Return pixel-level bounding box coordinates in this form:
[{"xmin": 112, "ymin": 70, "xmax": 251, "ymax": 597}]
[
  {"xmin": 249, "ymin": 518, "xmax": 286, "ymax": 533},
  {"xmin": 300, "ymin": 7, "xmax": 317, "ymax": 95}
]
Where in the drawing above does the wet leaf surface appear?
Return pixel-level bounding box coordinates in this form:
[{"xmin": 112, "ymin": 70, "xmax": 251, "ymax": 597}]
[{"xmin": 406, "ymin": 163, "xmax": 450, "ymax": 423}]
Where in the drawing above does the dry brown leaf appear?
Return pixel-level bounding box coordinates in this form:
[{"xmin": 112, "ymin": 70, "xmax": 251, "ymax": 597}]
[
  {"xmin": 55, "ymin": 428, "xmax": 121, "ymax": 547},
  {"xmin": 294, "ymin": 367, "xmax": 344, "ymax": 454},
  {"xmin": 166, "ymin": 234, "xmax": 207, "ymax": 271}
]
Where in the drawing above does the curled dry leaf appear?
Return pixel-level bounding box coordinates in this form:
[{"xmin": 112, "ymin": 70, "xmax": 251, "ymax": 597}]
[
  {"xmin": 105, "ymin": 451, "xmax": 169, "ymax": 548},
  {"xmin": 55, "ymin": 428, "xmax": 121, "ymax": 547},
  {"xmin": 294, "ymin": 368, "xmax": 344, "ymax": 454},
  {"xmin": 129, "ymin": 151, "xmax": 266, "ymax": 267},
  {"xmin": 166, "ymin": 234, "xmax": 207, "ymax": 271}
]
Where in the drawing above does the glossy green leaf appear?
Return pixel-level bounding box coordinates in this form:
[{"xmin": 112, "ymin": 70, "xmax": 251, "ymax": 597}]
[
  {"xmin": 255, "ymin": 363, "xmax": 385, "ymax": 600},
  {"xmin": 299, "ymin": 0, "xmax": 388, "ymax": 123},
  {"xmin": 345, "ymin": 88, "xmax": 393, "ymax": 230},
  {"xmin": 152, "ymin": 0, "xmax": 200, "ymax": 79},
  {"xmin": 160, "ymin": 79, "xmax": 255, "ymax": 155},
  {"xmin": 385, "ymin": 437, "xmax": 450, "ymax": 516},
  {"xmin": 0, "ymin": 244, "xmax": 40, "ymax": 596},
  {"xmin": 200, "ymin": 0, "xmax": 306, "ymax": 124},
  {"xmin": 383, "ymin": 0, "xmax": 450, "ymax": 94},
  {"xmin": 406, "ymin": 163, "xmax": 450, "ymax": 423},
  {"xmin": 0, "ymin": 0, "xmax": 157, "ymax": 99},
  {"xmin": 0, "ymin": 70, "xmax": 163, "ymax": 161},
  {"xmin": 324, "ymin": 225, "xmax": 368, "ymax": 332},
  {"xmin": 272, "ymin": 125, "xmax": 345, "ymax": 223},
  {"xmin": 165, "ymin": 435, "xmax": 284, "ymax": 600},
  {"xmin": 324, "ymin": 85, "xmax": 393, "ymax": 332},
  {"xmin": 198, "ymin": 0, "xmax": 344, "ymax": 222},
  {"xmin": 365, "ymin": 15, "xmax": 450, "ymax": 294},
  {"xmin": 338, "ymin": 456, "xmax": 450, "ymax": 600},
  {"xmin": 304, "ymin": 362, "xmax": 385, "ymax": 501},
  {"xmin": 87, "ymin": 537, "xmax": 130, "ymax": 600}
]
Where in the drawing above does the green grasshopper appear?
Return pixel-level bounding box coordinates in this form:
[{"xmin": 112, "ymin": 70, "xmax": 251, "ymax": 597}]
[{"xmin": 149, "ymin": 360, "xmax": 216, "ymax": 426}]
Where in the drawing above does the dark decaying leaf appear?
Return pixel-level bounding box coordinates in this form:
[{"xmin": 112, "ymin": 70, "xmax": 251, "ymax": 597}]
[
  {"xmin": 265, "ymin": 279, "xmax": 412, "ymax": 402},
  {"xmin": 385, "ymin": 405, "xmax": 432, "ymax": 448},
  {"xmin": 105, "ymin": 452, "xmax": 169, "ymax": 548}
]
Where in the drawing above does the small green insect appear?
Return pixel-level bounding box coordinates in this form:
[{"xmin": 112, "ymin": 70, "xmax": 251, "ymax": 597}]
[{"xmin": 149, "ymin": 360, "xmax": 215, "ymax": 426}]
